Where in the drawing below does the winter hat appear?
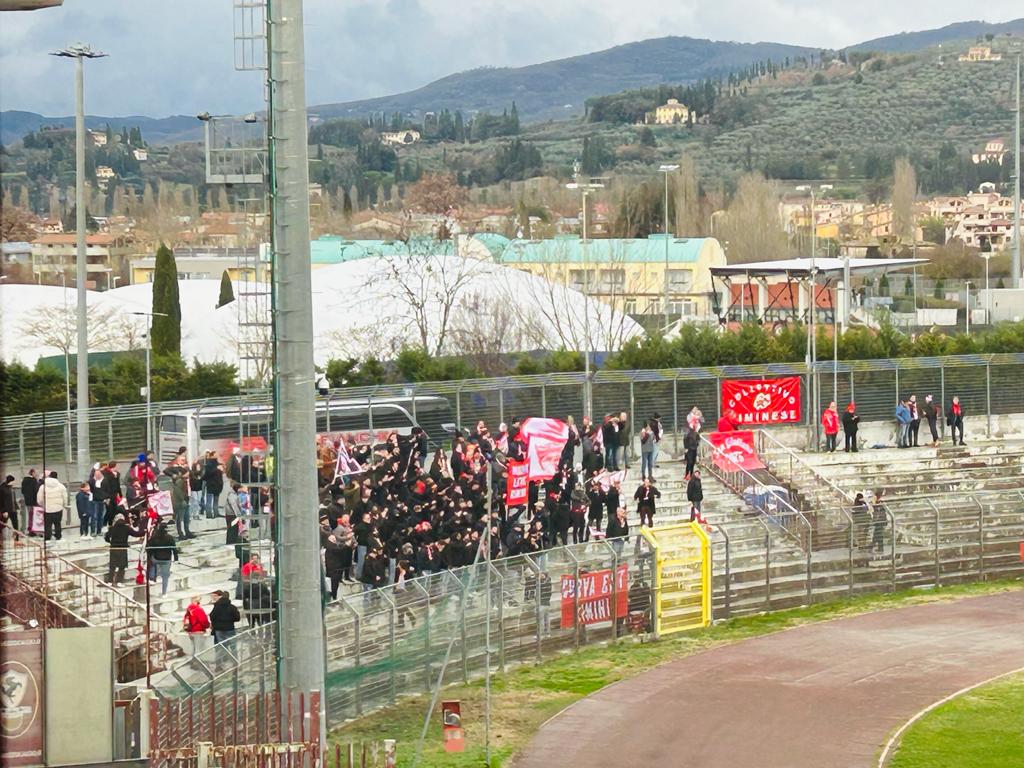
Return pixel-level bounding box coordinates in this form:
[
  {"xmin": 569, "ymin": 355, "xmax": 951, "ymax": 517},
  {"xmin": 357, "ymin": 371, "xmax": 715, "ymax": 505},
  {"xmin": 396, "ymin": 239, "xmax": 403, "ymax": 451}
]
[{"xmin": 137, "ymin": 453, "xmax": 146, "ymax": 463}]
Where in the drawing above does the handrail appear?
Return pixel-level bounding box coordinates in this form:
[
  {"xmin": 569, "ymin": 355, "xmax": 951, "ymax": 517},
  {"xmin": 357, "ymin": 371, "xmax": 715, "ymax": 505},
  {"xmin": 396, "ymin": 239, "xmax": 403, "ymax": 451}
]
[
  {"xmin": 1, "ymin": 522, "xmax": 177, "ymax": 636},
  {"xmin": 697, "ymin": 433, "xmax": 811, "ymax": 549},
  {"xmin": 755, "ymin": 429, "xmax": 855, "ymax": 504}
]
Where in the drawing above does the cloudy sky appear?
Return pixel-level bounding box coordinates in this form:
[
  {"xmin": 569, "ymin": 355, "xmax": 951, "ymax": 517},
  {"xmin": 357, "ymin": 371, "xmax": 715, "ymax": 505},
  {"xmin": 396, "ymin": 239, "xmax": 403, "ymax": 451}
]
[{"xmin": 1, "ymin": 0, "xmax": 1021, "ymax": 117}]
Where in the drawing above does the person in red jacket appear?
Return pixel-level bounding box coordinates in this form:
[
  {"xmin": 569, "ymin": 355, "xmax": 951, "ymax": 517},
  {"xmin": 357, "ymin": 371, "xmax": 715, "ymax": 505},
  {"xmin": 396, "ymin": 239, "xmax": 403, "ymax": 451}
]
[
  {"xmin": 182, "ymin": 595, "xmax": 211, "ymax": 659},
  {"xmin": 716, "ymin": 409, "xmax": 737, "ymax": 432},
  {"xmin": 821, "ymin": 401, "xmax": 840, "ymax": 452}
]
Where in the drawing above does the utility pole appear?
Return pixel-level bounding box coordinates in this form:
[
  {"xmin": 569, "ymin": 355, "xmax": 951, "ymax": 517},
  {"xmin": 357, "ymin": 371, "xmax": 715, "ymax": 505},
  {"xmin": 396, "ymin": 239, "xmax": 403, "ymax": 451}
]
[
  {"xmin": 1014, "ymin": 54, "xmax": 1021, "ymax": 288},
  {"xmin": 269, "ymin": 0, "xmax": 326, "ymax": 736},
  {"xmin": 659, "ymin": 164, "xmax": 679, "ymax": 330},
  {"xmin": 566, "ymin": 166, "xmax": 604, "ymax": 419},
  {"xmin": 51, "ymin": 43, "xmax": 106, "ymax": 483}
]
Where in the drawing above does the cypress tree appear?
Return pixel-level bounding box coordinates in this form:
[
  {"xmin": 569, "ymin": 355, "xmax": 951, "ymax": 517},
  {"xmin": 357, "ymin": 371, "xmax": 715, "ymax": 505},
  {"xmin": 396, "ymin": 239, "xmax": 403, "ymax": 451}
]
[
  {"xmin": 151, "ymin": 243, "xmax": 181, "ymax": 356},
  {"xmin": 217, "ymin": 270, "xmax": 235, "ymax": 308}
]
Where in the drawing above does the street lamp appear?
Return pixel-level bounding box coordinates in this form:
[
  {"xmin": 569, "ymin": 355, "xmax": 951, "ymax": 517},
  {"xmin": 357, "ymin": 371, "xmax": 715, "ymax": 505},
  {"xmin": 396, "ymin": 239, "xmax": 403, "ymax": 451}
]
[
  {"xmin": 566, "ymin": 163, "xmax": 605, "ymax": 419},
  {"xmin": 130, "ymin": 311, "xmax": 167, "ymax": 455},
  {"xmin": 658, "ymin": 164, "xmax": 679, "ymax": 330},
  {"xmin": 51, "ymin": 42, "xmax": 107, "ymax": 483}
]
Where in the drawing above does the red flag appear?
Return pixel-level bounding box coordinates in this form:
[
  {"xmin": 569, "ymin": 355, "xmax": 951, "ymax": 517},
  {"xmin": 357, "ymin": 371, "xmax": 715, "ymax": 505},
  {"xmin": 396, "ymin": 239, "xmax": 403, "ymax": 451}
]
[
  {"xmin": 708, "ymin": 430, "xmax": 765, "ymax": 472},
  {"xmin": 518, "ymin": 417, "xmax": 569, "ymax": 480},
  {"xmin": 505, "ymin": 460, "xmax": 529, "ymax": 506}
]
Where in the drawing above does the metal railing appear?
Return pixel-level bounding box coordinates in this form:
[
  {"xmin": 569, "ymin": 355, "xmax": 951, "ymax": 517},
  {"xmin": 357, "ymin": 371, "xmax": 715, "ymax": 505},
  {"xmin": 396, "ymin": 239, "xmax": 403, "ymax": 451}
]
[{"xmin": 5, "ymin": 353, "xmax": 1024, "ymax": 478}]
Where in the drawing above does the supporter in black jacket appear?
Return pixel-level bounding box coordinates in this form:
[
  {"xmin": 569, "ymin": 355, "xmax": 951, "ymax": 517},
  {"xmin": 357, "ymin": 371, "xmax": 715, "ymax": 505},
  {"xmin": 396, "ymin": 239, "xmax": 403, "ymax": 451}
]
[
  {"xmin": 21, "ymin": 470, "xmax": 39, "ymax": 510},
  {"xmin": 209, "ymin": 591, "xmax": 241, "ymax": 643}
]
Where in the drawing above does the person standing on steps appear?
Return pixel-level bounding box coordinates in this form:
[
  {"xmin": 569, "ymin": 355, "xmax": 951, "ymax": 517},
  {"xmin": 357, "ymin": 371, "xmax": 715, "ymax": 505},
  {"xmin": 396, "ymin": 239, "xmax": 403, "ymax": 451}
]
[
  {"xmin": 841, "ymin": 402, "xmax": 859, "ymax": 453},
  {"xmin": 683, "ymin": 426, "xmax": 700, "ymax": 479},
  {"xmin": 922, "ymin": 395, "xmax": 940, "ymax": 447},
  {"xmin": 908, "ymin": 395, "xmax": 921, "ymax": 447},
  {"xmin": 105, "ymin": 513, "xmax": 141, "ymax": 586},
  {"xmin": 895, "ymin": 399, "xmax": 911, "ymax": 449},
  {"xmin": 822, "ymin": 401, "xmax": 840, "ymax": 453},
  {"xmin": 209, "ymin": 590, "xmax": 240, "ymax": 645},
  {"xmin": 182, "ymin": 596, "xmax": 210, "ymax": 660},
  {"xmin": 1, "ymin": 475, "xmax": 20, "ymax": 543},
  {"xmin": 41, "ymin": 470, "xmax": 68, "ymax": 542},
  {"xmin": 871, "ymin": 489, "xmax": 888, "ymax": 554},
  {"xmin": 146, "ymin": 521, "xmax": 179, "ymax": 597},
  {"xmin": 633, "ymin": 476, "xmax": 660, "ymax": 528},
  {"xmin": 947, "ymin": 396, "xmax": 965, "ymax": 446},
  {"xmin": 687, "ymin": 469, "xmax": 704, "ymax": 520}
]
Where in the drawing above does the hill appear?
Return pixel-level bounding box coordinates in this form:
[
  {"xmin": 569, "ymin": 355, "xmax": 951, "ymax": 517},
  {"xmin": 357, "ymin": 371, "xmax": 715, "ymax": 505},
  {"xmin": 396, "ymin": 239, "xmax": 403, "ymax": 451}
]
[
  {"xmin": 311, "ymin": 37, "xmax": 814, "ymax": 123},
  {"xmin": 0, "ymin": 110, "xmax": 201, "ymax": 147},
  {"xmin": 852, "ymin": 17, "xmax": 1024, "ymax": 52}
]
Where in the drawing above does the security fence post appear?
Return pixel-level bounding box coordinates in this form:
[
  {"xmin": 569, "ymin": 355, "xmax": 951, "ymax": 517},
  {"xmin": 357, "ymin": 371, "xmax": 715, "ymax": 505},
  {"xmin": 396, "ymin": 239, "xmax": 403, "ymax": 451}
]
[
  {"xmin": 628, "ymin": 378, "xmax": 636, "ymax": 467},
  {"xmin": 18, "ymin": 426, "xmax": 26, "ymax": 478},
  {"xmin": 849, "ymin": 369, "xmax": 855, "ymax": 403},
  {"xmin": 457, "ymin": 572, "xmax": 469, "ymax": 683},
  {"xmin": 108, "ymin": 416, "xmax": 114, "ymax": 459},
  {"xmin": 894, "ymin": 364, "xmax": 900, "ymax": 410},
  {"xmin": 717, "ymin": 524, "xmax": 731, "ymax": 619},
  {"xmin": 415, "ymin": 581, "xmax": 431, "ymax": 692},
  {"xmin": 524, "ymin": 555, "xmax": 543, "ymax": 660},
  {"xmin": 456, "ymin": 384, "xmax": 463, "ymax": 431},
  {"xmin": 566, "ymin": 548, "xmax": 581, "ymax": 651},
  {"xmin": 499, "ymin": 388, "xmax": 505, "ymax": 428},
  {"xmin": 410, "ymin": 384, "xmax": 417, "ymax": 426},
  {"xmin": 888, "ymin": 507, "xmax": 897, "ymax": 592},
  {"xmin": 600, "ymin": 540, "xmax": 620, "ymax": 641},
  {"xmin": 715, "ymin": 374, "xmax": 722, "ymax": 423},
  {"xmin": 940, "ymin": 365, "xmax": 946, "ymax": 439},
  {"xmin": 975, "ymin": 496, "xmax": 985, "ymax": 578},
  {"xmin": 672, "ymin": 375, "xmax": 680, "ymax": 456},
  {"xmin": 541, "ymin": 382, "xmax": 547, "ymax": 418},
  {"xmin": 378, "ymin": 590, "xmax": 397, "ymax": 706},
  {"xmin": 986, "ymin": 361, "xmax": 992, "ymax": 437},
  {"xmin": 491, "ymin": 562, "xmax": 506, "ymax": 674},
  {"xmin": 928, "ymin": 499, "xmax": 940, "ymax": 587},
  {"xmin": 848, "ymin": 507, "xmax": 855, "ymax": 595}
]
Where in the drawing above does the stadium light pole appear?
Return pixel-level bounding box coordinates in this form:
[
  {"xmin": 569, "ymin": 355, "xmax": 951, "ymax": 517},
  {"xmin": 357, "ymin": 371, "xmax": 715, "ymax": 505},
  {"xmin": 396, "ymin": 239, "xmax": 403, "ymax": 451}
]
[
  {"xmin": 965, "ymin": 281, "xmax": 972, "ymax": 336},
  {"xmin": 1012, "ymin": 54, "xmax": 1021, "ymax": 289},
  {"xmin": 51, "ymin": 43, "xmax": 106, "ymax": 483},
  {"xmin": 567, "ymin": 168, "xmax": 604, "ymax": 419},
  {"xmin": 659, "ymin": 164, "xmax": 679, "ymax": 330},
  {"xmin": 130, "ymin": 312, "xmax": 167, "ymax": 456},
  {"xmin": 980, "ymin": 253, "xmax": 992, "ymax": 323}
]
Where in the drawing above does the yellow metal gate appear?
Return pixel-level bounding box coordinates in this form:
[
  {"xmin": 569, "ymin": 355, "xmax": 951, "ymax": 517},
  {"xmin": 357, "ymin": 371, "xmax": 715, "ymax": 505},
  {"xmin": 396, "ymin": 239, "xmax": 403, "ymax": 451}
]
[{"xmin": 640, "ymin": 522, "xmax": 711, "ymax": 636}]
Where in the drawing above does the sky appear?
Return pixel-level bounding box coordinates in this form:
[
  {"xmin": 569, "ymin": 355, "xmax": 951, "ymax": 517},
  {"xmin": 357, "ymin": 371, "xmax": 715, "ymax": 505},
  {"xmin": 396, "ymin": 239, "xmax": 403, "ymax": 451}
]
[{"xmin": 1, "ymin": 0, "xmax": 1021, "ymax": 118}]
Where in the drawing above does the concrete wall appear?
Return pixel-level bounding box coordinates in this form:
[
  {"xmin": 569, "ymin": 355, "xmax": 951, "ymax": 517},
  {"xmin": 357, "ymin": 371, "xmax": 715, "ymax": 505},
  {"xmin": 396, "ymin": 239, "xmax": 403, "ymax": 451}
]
[{"xmin": 44, "ymin": 626, "xmax": 113, "ymax": 766}]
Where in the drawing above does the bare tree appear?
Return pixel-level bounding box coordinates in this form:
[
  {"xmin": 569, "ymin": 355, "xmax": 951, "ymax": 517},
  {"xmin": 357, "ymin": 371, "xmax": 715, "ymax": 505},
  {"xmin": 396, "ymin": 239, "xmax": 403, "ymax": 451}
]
[
  {"xmin": 673, "ymin": 154, "xmax": 704, "ymax": 236},
  {"xmin": 369, "ymin": 244, "xmax": 483, "ymax": 356},
  {"xmin": 19, "ymin": 302, "xmax": 121, "ymax": 356},
  {"xmin": 892, "ymin": 156, "xmax": 917, "ymax": 246},
  {"xmin": 716, "ymin": 172, "xmax": 789, "ymax": 263}
]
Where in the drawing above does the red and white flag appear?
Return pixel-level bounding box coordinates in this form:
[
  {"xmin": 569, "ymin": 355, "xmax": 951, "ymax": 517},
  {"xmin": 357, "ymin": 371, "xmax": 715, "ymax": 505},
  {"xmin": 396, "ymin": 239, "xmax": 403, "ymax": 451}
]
[{"xmin": 517, "ymin": 417, "xmax": 569, "ymax": 480}]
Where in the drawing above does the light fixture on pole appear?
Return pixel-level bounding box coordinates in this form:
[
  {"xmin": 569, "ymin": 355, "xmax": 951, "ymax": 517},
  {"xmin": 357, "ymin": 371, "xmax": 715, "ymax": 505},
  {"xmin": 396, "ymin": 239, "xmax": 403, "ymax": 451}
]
[
  {"xmin": 130, "ymin": 311, "xmax": 167, "ymax": 456},
  {"xmin": 51, "ymin": 42, "xmax": 107, "ymax": 483},
  {"xmin": 658, "ymin": 164, "xmax": 679, "ymax": 330},
  {"xmin": 566, "ymin": 164, "xmax": 605, "ymax": 419}
]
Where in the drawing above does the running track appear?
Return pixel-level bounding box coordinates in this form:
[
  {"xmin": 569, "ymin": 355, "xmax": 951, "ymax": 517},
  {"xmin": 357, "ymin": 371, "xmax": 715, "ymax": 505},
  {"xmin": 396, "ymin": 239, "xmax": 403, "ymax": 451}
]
[{"xmin": 513, "ymin": 591, "xmax": 1024, "ymax": 768}]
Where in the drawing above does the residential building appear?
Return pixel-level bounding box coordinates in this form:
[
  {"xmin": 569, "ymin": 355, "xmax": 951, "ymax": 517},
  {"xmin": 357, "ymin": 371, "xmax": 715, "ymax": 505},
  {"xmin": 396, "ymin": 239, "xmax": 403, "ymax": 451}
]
[
  {"xmin": 972, "ymin": 139, "xmax": 1008, "ymax": 165},
  {"xmin": 132, "ymin": 147, "xmax": 148, "ymax": 161},
  {"xmin": 478, "ymin": 233, "xmax": 726, "ymax": 319},
  {"xmin": 958, "ymin": 46, "xmax": 1002, "ymax": 62},
  {"xmin": 36, "ymin": 217, "xmax": 64, "ymax": 234},
  {"xmin": 380, "ymin": 129, "xmax": 421, "ymax": 146},
  {"xmin": 88, "ymin": 129, "xmax": 108, "ymax": 147},
  {"xmin": 652, "ymin": 98, "xmax": 690, "ymax": 125},
  {"xmin": 129, "ymin": 246, "xmax": 264, "ymax": 284},
  {"xmin": 29, "ymin": 232, "xmax": 123, "ymax": 287},
  {"xmin": 95, "ymin": 165, "xmax": 116, "ymax": 190}
]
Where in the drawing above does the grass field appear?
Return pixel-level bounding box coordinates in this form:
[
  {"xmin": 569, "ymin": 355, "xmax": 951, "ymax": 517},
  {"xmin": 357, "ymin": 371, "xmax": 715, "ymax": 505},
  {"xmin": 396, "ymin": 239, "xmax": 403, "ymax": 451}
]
[
  {"xmin": 328, "ymin": 579, "xmax": 1023, "ymax": 768},
  {"xmin": 889, "ymin": 672, "xmax": 1024, "ymax": 768}
]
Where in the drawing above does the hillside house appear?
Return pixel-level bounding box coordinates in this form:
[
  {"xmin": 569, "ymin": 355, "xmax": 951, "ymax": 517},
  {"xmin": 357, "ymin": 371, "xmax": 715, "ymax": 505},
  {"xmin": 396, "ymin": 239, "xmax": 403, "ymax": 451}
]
[
  {"xmin": 653, "ymin": 99, "xmax": 690, "ymax": 125},
  {"xmin": 973, "ymin": 139, "xmax": 1008, "ymax": 165},
  {"xmin": 88, "ymin": 129, "xmax": 108, "ymax": 147},
  {"xmin": 958, "ymin": 46, "xmax": 1002, "ymax": 62},
  {"xmin": 380, "ymin": 130, "xmax": 421, "ymax": 146}
]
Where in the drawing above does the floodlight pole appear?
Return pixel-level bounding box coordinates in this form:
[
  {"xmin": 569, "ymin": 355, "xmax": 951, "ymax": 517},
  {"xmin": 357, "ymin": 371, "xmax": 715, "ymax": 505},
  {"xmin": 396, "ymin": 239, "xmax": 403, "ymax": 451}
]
[
  {"xmin": 269, "ymin": 0, "xmax": 327, "ymax": 740},
  {"xmin": 567, "ymin": 170, "xmax": 605, "ymax": 418},
  {"xmin": 52, "ymin": 43, "xmax": 106, "ymax": 483},
  {"xmin": 1014, "ymin": 54, "xmax": 1021, "ymax": 288}
]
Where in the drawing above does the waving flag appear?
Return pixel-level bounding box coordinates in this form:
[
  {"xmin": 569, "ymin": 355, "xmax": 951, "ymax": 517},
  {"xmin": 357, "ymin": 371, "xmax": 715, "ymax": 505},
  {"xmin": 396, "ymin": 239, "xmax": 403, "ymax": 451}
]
[{"xmin": 517, "ymin": 417, "xmax": 569, "ymax": 480}]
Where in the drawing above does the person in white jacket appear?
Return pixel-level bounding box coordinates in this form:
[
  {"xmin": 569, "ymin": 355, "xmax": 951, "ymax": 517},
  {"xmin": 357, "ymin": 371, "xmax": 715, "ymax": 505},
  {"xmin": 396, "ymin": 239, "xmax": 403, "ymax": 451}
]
[{"xmin": 41, "ymin": 470, "xmax": 69, "ymax": 541}]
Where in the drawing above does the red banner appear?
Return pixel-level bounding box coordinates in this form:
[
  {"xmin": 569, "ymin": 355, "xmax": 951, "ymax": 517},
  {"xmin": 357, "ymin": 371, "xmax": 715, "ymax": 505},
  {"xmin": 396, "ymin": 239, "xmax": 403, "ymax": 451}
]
[
  {"xmin": 1, "ymin": 629, "xmax": 44, "ymax": 768},
  {"xmin": 560, "ymin": 564, "xmax": 629, "ymax": 629},
  {"xmin": 721, "ymin": 377, "xmax": 802, "ymax": 425},
  {"xmin": 708, "ymin": 430, "xmax": 765, "ymax": 473},
  {"xmin": 505, "ymin": 460, "xmax": 529, "ymax": 507}
]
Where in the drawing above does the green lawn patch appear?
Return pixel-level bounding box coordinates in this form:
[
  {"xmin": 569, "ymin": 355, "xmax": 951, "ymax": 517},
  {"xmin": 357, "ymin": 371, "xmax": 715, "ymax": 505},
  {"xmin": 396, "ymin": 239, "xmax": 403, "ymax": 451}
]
[
  {"xmin": 890, "ymin": 672, "xmax": 1024, "ymax": 768},
  {"xmin": 329, "ymin": 579, "xmax": 1023, "ymax": 768}
]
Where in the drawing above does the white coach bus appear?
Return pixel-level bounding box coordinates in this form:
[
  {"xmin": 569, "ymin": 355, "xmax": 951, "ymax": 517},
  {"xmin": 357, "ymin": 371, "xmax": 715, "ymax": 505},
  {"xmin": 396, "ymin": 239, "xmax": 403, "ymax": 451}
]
[{"xmin": 156, "ymin": 395, "xmax": 454, "ymax": 464}]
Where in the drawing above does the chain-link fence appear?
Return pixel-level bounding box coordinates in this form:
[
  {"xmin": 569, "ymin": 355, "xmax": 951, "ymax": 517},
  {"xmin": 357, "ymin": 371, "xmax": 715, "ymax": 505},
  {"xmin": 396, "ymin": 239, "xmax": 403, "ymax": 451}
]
[{"xmin": 6, "ymin": 354, "xmax": 1024, "ymax": 480}]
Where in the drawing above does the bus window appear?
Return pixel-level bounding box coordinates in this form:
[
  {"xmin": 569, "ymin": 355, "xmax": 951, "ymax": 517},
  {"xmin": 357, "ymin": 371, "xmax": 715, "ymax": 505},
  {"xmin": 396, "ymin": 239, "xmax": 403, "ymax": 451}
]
[{"xmin": 161, "ymin": 414, "xmax": 188, "ymax": 434}]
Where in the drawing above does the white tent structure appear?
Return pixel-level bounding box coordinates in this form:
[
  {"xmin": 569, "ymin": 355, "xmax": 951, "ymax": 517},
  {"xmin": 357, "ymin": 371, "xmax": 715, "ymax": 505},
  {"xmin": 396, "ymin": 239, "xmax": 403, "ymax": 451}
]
[{"xmin": 1, "ymin": 256, "xmax": 643, "ymax": 371}]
